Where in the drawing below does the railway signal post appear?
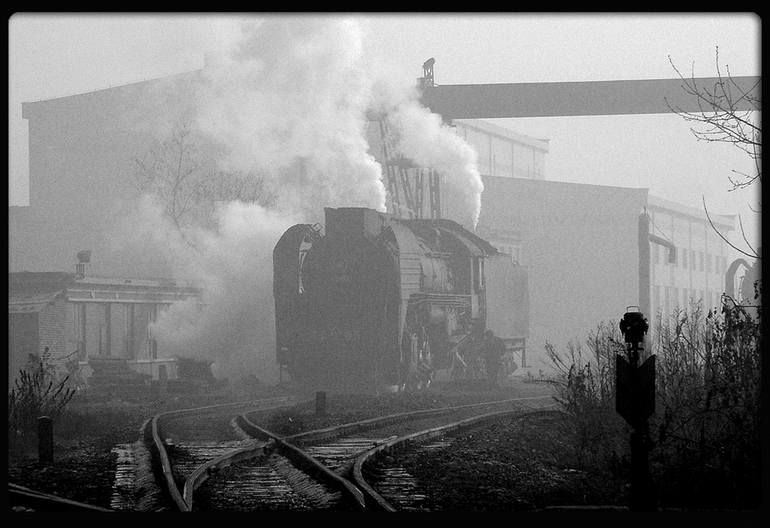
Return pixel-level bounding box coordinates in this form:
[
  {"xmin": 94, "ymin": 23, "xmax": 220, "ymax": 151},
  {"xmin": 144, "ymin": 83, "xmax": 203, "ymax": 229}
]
[{"xmin": 617, "ymin": 307, "xmax": 656, "ymax": 511}]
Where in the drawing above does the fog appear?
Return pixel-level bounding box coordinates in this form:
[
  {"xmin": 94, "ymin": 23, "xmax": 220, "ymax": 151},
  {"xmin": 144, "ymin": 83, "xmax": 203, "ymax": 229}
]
[
  {"xmin": 8, "ymin": 14, "xmax": 760, "ymax": 381},
  {"xmin": 106, "ymin": 16, "xmax": 484, "ymax": 380}
]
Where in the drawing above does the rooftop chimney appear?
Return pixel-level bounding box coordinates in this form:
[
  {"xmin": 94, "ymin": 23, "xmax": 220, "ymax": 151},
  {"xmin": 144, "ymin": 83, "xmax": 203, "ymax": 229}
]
[
  {"xmin": 324, "ymin": 207, "xmax": 384, "ymax": 239},
  {"xmin": 75, "ymin": 250, "xmax": 91, "ymax": 279}
]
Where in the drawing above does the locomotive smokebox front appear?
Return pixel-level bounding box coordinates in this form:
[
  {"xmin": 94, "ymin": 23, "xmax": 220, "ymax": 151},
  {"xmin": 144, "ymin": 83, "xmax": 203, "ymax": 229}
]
[{"xmin": 275, "ymin": 207, "xmax": 398, "ymax": 393}]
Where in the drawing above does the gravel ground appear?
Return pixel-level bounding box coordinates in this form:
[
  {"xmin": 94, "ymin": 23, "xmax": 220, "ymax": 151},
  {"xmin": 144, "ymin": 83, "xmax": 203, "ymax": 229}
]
[
  {"xmin": 388, "ymin": 410, "xmax": 628, "ymax": 511},
  {"xmin": 7, "ymin": 383, "xmax": 292, "ymax": 509},
  {"xmin": 7, "ymin": 379, "xmax": 554, "ymax": 510}
]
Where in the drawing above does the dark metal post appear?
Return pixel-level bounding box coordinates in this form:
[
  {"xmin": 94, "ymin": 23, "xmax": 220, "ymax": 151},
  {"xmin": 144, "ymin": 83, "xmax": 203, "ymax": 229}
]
[
  {"xmin": 38, "ymin": 416, "xmax": 53, "ymax": 465},
  {"xmin": 618, "ymin": 308, "xmax": 656, "ymax": 511},
  {"xmin": 315, "ymin": 391, "xmax": 327, "ymax": 417}
]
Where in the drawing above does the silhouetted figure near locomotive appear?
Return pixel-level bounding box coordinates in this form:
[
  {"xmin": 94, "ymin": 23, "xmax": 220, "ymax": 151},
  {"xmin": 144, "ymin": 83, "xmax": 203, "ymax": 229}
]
[
  {"xmin": 400, "ymin": 326, "xmax": 433, "ymax": 392},
  {"xmin": 481, "ymin": 329, "xmax": 506, "ymax": 389}
]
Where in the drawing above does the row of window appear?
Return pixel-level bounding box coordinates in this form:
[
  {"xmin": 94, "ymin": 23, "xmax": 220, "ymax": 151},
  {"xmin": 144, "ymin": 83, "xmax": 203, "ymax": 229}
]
[
  {"xmin": 654, "ymin": 244, "xmax": 727, "ymax": 274},
  {"xmin": 653, "ymin": 285, "xmax": 722, "ymax": 314},
  {"xmin": 458, "ymin": 125, "xmax": 546, "ymax": 180}
]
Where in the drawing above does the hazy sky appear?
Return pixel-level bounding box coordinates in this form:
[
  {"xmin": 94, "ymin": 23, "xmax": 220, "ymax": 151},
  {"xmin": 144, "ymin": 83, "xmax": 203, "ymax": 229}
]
[{"xmin": 8, "ymin": 13, "xmax": 761, "ymax": 246}]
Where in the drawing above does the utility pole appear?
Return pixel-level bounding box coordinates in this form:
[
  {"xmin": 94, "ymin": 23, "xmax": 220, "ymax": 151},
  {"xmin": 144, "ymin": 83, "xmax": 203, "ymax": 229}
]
[{"xmin": 617, "ymin": 306, "xmax": 657, "ymax": 511}]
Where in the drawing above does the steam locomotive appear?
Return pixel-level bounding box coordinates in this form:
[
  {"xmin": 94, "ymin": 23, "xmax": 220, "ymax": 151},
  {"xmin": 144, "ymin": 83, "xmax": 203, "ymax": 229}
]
[{"xmin": 273, "ymin": 207, "xmax": 528, "ymax": 393}]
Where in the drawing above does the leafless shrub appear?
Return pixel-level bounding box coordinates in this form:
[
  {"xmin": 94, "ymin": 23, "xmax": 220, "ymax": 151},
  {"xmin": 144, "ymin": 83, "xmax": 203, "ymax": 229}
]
[
  {"xmin": 651, "ymin": 298, "xmax": 760, "ymax": 506},
  {"xmin": 546, "ymin": 294, "xmax": 761, "ymax": 507},
  {"xmin": 8, "ymin": 360, "xmax": 76, "ymax": 452},
  {"xmin": 545, "ymin": 322, "xmax": 627, "ymax": 471}
]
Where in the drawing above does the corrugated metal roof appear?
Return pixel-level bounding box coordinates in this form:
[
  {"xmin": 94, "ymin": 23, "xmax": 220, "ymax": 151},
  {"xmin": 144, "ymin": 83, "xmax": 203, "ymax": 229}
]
[{"xmin": 9, "ymin": 291, "xmax": 64, "ymax": 313}]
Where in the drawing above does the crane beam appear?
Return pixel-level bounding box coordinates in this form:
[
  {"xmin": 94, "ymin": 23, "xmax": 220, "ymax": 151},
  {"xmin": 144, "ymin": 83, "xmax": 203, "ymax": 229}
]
[{"xmin": 419, "ymin": 76, "xmax": 760, "ymax": 120}]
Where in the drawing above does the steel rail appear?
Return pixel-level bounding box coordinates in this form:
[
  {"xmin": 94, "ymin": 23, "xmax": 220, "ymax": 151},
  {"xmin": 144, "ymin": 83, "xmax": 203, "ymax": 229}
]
[
  {"xmin": 283, "ymin": 395, "xmax": 554, "ymax": 447},
  {"xmin": 351, "ymin": 404, "xmax": 558, "ymax": 511},
  {"xmin": 8, "ymin": 482, "xmax": 114, "ymax": 512},
  {"xmin": 145, "ymin": 396, "xmax": 295, "ymax": 512},
  {"xmin": 234, "ymin": 414, "xmax": 367, "ymax": 510}
]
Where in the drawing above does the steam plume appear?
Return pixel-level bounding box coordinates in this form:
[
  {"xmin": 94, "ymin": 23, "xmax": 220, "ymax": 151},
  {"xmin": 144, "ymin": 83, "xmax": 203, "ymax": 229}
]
[{"xmin": 116, "ymin": 15, "xmax": 484, "ymax": 382}]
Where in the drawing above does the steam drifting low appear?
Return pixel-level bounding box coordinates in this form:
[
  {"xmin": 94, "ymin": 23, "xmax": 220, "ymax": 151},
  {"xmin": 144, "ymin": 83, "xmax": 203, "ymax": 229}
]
[{"xmin": 120, "ymin": 15, "xmax": 483, "ymax": 382}]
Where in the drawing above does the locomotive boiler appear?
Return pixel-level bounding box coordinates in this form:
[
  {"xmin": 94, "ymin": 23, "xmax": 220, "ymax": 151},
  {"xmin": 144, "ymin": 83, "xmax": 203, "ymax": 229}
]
[{"xmin": 273, "ymin": 207, "xmax": 528, "ymax": 393}]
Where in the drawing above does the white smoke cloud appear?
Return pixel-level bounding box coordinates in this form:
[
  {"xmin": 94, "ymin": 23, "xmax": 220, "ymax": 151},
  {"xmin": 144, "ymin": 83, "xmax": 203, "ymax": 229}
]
[
  {"xmin": 368, "ymin": 64, "xmax": 484, "ymax": 228},
  {"xmin": 387, "ymin": 103, "xmax": 483, "ymax": 228},
  {"xmin": 117, "ymin": 195, "xmax": 299, "ymax": 381},
  {"xmin": 192, "ymin": 17, "xmax": 386, "ymax": 220},
  {"xmin": 115, "ymin": 15, "xmax": 484, "ymax": 382}
]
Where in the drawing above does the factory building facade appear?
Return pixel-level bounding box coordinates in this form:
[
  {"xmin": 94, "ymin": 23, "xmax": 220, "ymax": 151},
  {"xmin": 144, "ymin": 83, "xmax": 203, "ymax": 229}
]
[
  {"xmin": 476, "ymin": 176, "xmax": 737, "ymax": 368},
  {"xmin": 647, "ymin": 195, "xmax": 737, "ymax": 317}
]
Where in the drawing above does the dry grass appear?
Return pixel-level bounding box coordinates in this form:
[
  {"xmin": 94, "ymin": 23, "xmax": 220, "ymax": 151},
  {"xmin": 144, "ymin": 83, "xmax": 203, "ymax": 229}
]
[{"xmin": 545, "ymin": 293, "xmax": 761, "ymax": 509}]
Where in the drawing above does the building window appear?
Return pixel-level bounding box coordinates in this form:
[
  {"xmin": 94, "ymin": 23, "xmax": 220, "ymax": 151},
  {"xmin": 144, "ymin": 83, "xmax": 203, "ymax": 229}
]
[
  {"xmin": 491, "ymin": 136, "xmax": 513, "ymax": 177},
  {"xmin": 707, "ymin": 254, "xmax": 713, "ymax": 273},
  {"xmin": 672, "ymin": 287, "xmax": 679, "ymax": 310},
  {"xmin": 682, "ymin": 248, "xmax": 688, "ymax": 269},
  {"xmin": 533, "ymin": 150, "xmax": 546, "ymax": 179},
  {"xmin": 691, "ymin": 249, "xmax": 696, "ymax": 270},
  {"xmin": 513, "ymin": 143, "xmax": 534, "ymax": 178},
  {"xmin": 699, "ymin": 252, "xmax": 704, "ymax": 271}
]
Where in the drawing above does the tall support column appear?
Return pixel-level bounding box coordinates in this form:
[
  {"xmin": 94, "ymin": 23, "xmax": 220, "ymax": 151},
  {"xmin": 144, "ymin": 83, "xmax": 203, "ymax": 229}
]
[
  {"xmin": 78, "ymin": 303, "xmax": 87, "ymax": 359},
  {"xmin": 149, "ymin": 305, "xmax": 158, "ymax": 360},
  {"xmin": 104, "ymin": 303, "xmax": 112, "ymax": 357},
  {"xmin": 125, "ymin": 304, "xmax": 135, "ymax": 360}
]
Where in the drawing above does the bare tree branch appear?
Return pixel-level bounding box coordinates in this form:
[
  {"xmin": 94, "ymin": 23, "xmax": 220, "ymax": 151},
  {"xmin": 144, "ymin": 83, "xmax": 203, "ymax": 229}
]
[
  {"xmin": 737, "ymin": 214, "xmax": 758, "ymax": 257},
  {"xmin": 702, "ymin": 196, "xmax": 758, "ymax": 260},
  {"xmin": 132, "ymin": 119, "xmax": 273, "ymax": 243},
  {"xmin": 666, "ymin": 49, "xmax": 761, "ymax": 192}
]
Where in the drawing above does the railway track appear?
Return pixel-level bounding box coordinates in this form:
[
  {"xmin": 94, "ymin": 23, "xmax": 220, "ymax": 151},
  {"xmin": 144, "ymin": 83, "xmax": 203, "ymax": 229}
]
[
  {"xmin": 144, "ymin": 396, "xmax": 296, "ymax": 511},
  {"xmin": 187, "ymin": 394, "xmax": 554, "ymax": 511}
]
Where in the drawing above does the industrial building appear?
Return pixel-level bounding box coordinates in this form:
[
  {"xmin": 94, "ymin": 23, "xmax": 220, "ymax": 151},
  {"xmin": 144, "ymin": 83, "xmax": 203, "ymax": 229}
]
[
  {"xmin": 9, "ymin": 62, "xmax": 745, "ymax": 376},
  {"xmin": 8, "ymin": 266, "xmax": 201, "ymax": 389},
  {"xmin": 475, "ymin": 176, "xmax": 736, "ymax": 360}
]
